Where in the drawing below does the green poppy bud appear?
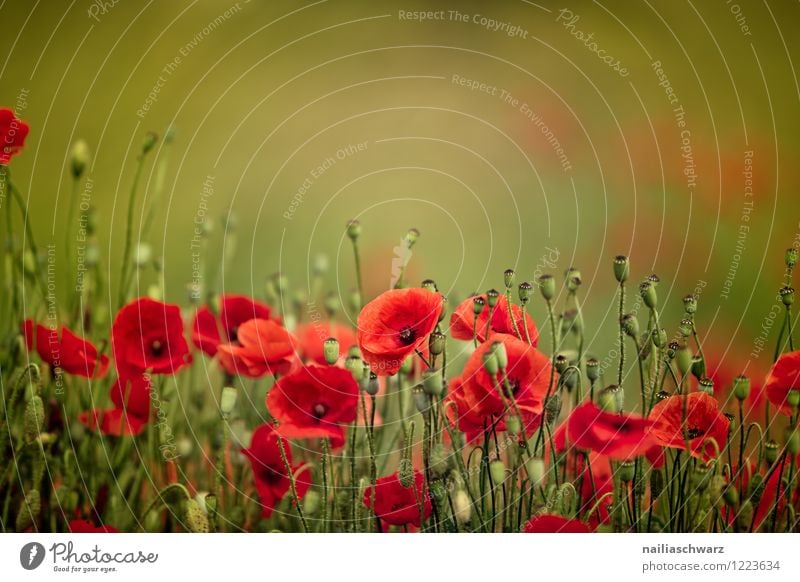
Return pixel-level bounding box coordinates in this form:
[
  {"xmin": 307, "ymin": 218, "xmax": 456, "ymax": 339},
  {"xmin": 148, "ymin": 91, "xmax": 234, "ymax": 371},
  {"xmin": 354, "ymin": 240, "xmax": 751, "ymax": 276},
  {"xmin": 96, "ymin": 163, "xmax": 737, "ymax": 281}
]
[
  {"xmin": 404, "ymin": 228, "xmax": 420, "ymax": 247},
  {"xmin": 142, "ymin": 131, "xmax": 158, "ymax": 154},
  {"xmin": 554, "ymin": 353, "xmax": 569, "ymax": 374},
  {"xmin": 362, "ymin": 371, "xmax": 379, "ymax": 396},
  {"xmin": 586, "ymin": 357, "xmax": 600, "ymax": 382},
  {"xmin": 399, "ymin": 356, "xmax": 413, "ymax": 375},
  {"xmin": 313, "ymin": 254, "xmax": 329, "ymax": 277},
  {"xmin": 323, "ymin": 337, "xmax": 339, "ymax": 365},
  {"xmin": 698, "ymin": 377, "xmax": 714, "ymax": 395},
  {"xmin": 785, "ymin": 425, "xmax": 799, "ymax": 455},
  {"xmin": 453, "ymin": 489, "xmax": 472, "ymax": 524},
  {"xmin": 666, "ymin": 341, "xmax": 680, "ymax": 360},
  {"xmin": 679, "ymin": 318, "xmax": 693, "ymax": 337},
  {"xmin": 24, "ymin": 395, "xmax": 44, "ymax": 443},
  {"xmin": 538, "ymin": 274, "xmax": 555, "ymax": 301},
  {"xmin": 525, "ymin": 457, "xmax": 545, "ymax": 486},
  {"xmin": 598, "ymin": 384, "xmax": 623, "ymax": 413},
  {"xmin": 503, "ymin": 269, "xmax": 516, "ymax": 289},
  {"xmin": 788, "ymin": 389, "xmax": 800, "ymax": 408},
  {"xmin": 691, "ymin": 355, "xmax": 706, "ymax": 380},
  {"xmin": 302, "ymin": 490, "xmax": 321, "ymax": 516},
  {"xmin": 652, "ymin": 328, "xmax": 668, "ymax": 348},
  {"xmin": 639, "ymin": 280, "xmax": 657, "ymax": 309},
  {"xmin": 736, "ymin": 500, "xmax": 753, "ymax": 532},
  {"xmin": 422, "ymin": 369, "xmax": 443, "ymax": 397},
  {"xmin": 346, "ymin": 219, "xmax": 361, "ymax": 241},
  {"xmin": 621, "ymin": 313, "xmax": 639, "ymax": 338},
  {"xmin": 472, "ymin": 296, "xmax": 486, "ymax": 316},
  {"xmin": 489, "ymin": 460, "xmax": 506, "ymax": 485},
  {"xmin": 545, "ymin": 393, "xmax": 562, "ymax": 424},
  {"xmin": 618, "ymin": 461, "xmax": 635, "ymax": 482},
  {"xmin": 430, "ymin": 443, "xmax": 451, "ymax": 478},
  {"xmin": 345, "ymin": 355, "xmax": 364, "ymax": 381},
  {"xmin": 491, "ymin": 341, "xmax": 508, "ymax": 370},
  {"xmin": 723, "ymin": 485, "xmax": 739, "ymax": 507},
  {"xmin": 412, "ymin": 384, "xmax": 430, "ymax": 414},
  {"xmin": 429, "ymin": 332, "xmax": 446, "ymax": 356},
  {"xmin": 676, "ymin": 346, "xmax": 693, "ymax": 375},
  {"xmin": 764, "ymin": 440, "xmax": 779, "ymax": 465},
  {"xmin": 518, "ymin": 281, "xmax": 533, "ymax": 304},
  {"xmin": 482, "ymin": 351, "xmax": 499, "ymax": 376},
  {"xmin": 567, "ymin": 272, "xmax": 581, "ymax": 293},
  {"xmin": 505, "ymin": 414, "xmax": 521, "ymax": 435},
  {"xmin": 184, "ymin": 498, "xmax": 209, "ymax": 533},
  {"xmin": 690, "ymin": 463, "xmax": 713, "ymax": 491},
  {"xmin": 683, "ymin": 294, "xmax": 698, "ymax": 314},
  {"xmin": 613, "ymin": 255, "xmax": 629, "ymax": 283},
  {"xmin": 219, "ymin": 386, "xmax": 237, "ymax": 416},
  {"xmin": 15, "ymin": 489, "xmax": 40, "ymax": 531},
  {"xmin": 733, "ymin": 374, "xmax": 750, "ymax": 401},
  {"xmin": 398, "ymin": 458, "xmax": 414, "ymax": 488},
  {"xmin": 486, "ymin": 288, "xmax": 500, "ymax": 308},
  {"xmin": 70, "ymin": 139, "xmax": 91, "ymax": 178},
  {"xmin": 786, "ymin": 248, "xmax": 798, "ymax": 269},
  {"xmin": 421, "ymin": 278, "xmax": 437, "ymax": 293},
  {"xmin": 348, "ymin": 288, "xmax": 361, "ymax": 314},
  {"xmin": 781, "ymin": 286, "xmax": 795, "ymax": 306}
]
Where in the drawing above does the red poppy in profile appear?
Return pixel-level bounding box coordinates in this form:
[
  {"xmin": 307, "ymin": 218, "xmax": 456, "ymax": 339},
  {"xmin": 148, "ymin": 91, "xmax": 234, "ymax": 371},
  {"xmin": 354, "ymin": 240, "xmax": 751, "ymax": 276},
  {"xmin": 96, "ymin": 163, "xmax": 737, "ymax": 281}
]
[
  {"xmin": 216, "ymin": 318, "xmax": 297, "ymax": 378},
  {"xmin": 764, "ymin": 351, "xmax": 800, "ymax": 416},
  {"xmin": 357, "ymin": 288, "xmax": 443, "ymax": 376},
  {"xmin": 566, "ymin": 402, "xmax": 655, "ymax": 460},
  {"xmin": 23, "ymin": 319, "xmax": 109, "ymax": 378},
  {"xmin": 191, "ymin": 294, "xmax": 273, "ymax": 357},
  {"xmin": 450, "ymin": 294, "xmax": 539, "ymax": 345},
  {"xmin": 267, "ymin": 365, "xmax": 359, "ymax": 447},
  {"xmin": 459, "ymin": 333, "xmax": 552, "ymax": 418},
  {"xmin": 523, "ymin": 514, "xmax": 592, "ymax": 533},
  {"xmin": 0, "ymin": 107, "xmax": 29, "ymax": 165},
  {"xmin": 112, "ymin": 298, "xmax": 191, "ymax": 379},
  {"xmin": 363, "ymin": 470, "xmax": 431, "ymax": 527},
  {"xmin": 648, "ymin": 392, "xmax": 730, "ymax": 461},
  {"xmin": 297, "ymin": 322, "xmax": 356, "ymax": 365},
  {"xmin": 242, "ymin": 424, "xmax": 311, "ymax": 518},
  {"xmin": 68, "ymin": 519, "xmax": 119, "ymax": 533},
  {"xmin": 79, "ymin": 375, "xmax": 152, "ymax": 436}
]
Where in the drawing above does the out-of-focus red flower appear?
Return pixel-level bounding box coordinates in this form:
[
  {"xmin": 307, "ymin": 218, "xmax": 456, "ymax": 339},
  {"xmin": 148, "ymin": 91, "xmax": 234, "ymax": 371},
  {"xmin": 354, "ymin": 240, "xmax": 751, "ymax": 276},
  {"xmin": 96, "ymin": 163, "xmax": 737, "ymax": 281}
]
[
  {"xmin": 191, "ymin": 294, "xmax": 273, "ymax": 357},
  {"xmin": 79, "ymin": 375, "xmax": 152, "ymax": 436},
  {"xmin": 363, "ymin": 470, "xmax": 430, "ymax": 527},
  {"xmin": 579, "ymin": 453, "xmax": 613, "ymax": 528},
  {"xmin": 23, "ymin": 319, "xmax": 109, "ymax": 378},
  {"xmin": 297, "ymin": 322, "xmax": 356, "ymax": 365},
  {"xmin": 0, "ymin": 107, "xmax": 29, "ymax": 165},
  {"xmin": 450, "ymin": 294, "xmax": 539, "ymax": 345},
  {"xmin": 566, "ymin": 402, "xmax": 655, "ymax": 460},
  {"xmin": 216, "ymin": 318, "xmax": 297, "ymax": 378},
  {"xmin": 764, "ymin": 351, "xmax": 800, "ymax": 416},
  {"xmin": 648, "ymin": 392, "xmax": 729, "ymax": 461},
  {"xmin": 645, "ymin": 444, "xmax": 666, "ymax": 469},
  {"xmin": 460, "ymin": 333, "xmax": 552, "ymax": 419},
  {"xmin": 68, "ymin": 519, "xmax": 119, "ymax": 533},
  {"xmin": 266, "ymin": 365, "xmax": 359, "ymax": 446},
  {"xmin": 356, "ymin": 288, "xmax": 443, "ymax": 376},
  {"xmin": 522, "ymin": 514, "xmax": 592, "ymax": 533},
  {"xmin": 242, "ymin": 424, "xmax": 310, "ymax": 518},
  {"xmin": 112, "ymin": 298, "xmax": 191, "ymax": 379}
]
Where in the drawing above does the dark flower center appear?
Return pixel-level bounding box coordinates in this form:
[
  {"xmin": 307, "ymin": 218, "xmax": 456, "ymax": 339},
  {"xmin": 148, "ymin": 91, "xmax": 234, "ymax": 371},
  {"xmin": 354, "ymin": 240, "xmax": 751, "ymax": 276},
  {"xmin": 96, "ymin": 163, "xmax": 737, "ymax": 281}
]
[
  {"xmin": 150, "ymin": 340, "xmax": 164, "ymax": 357},
  {"xmin": 398, "ymin": 326, "xmax": 416, "ymax": 346},
  {"xmin": 313, "ymin": 403, "xmax": 327, "ymax": 419},
  {"xmin": 686, "ymin": 427, "xmax": 703, "ymax": 439},
  {"xmin": 229, "ymin": 326, "xmax": 239, "ymax": 342},
  {"xmin": 507, "ymin": 379, "xmax": 521, "ymax": 395}
]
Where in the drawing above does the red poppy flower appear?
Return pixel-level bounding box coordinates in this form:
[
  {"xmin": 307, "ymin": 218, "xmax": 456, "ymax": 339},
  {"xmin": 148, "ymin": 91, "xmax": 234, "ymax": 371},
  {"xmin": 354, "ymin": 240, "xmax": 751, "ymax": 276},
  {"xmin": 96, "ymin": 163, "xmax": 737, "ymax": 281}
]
[
  {"xmin": 79, "ymin": 375, "xmax": 152, "ymax": 436},
  {"xmin": 579, "ymin": 453, "xmax": 613, "ymax": 528},
  {"xmin": 242, "ymin": 424, "xmax": 310, "ymax": 518},
  {"xmin": 459, "ymin": 333, "xmax": 552, "ymax": 418},
  {"xmin": 297, "ymin": 322, "xmax": 356, "ymax": 365},
  {"xmin": 267, "ymin": 365, "xmax": 359, "ymax": 447},
  {"xmin": 217, "ymin": 318, "xmax": 298, "ymax": 378},
  {"xmin": 112, "ymin": 298, "xmax": 190, "ymax": 379},
  {"xmin": 648, "ymin": 392, "xmax": 730, "ymax": 461},
  {"xmin": 523, "ymin": 514, "xmax": 592, "ymax": 533},
  {"xmin": 363, "ymin": 470, "xmax": 431, "ymax": 527},
  {"xmin": 192, "ymin": 294, "xmax": 273, "ymax": 357},
  {"xmin": 566, "ymin": 402, "xmax": 655, "ymax": 460},
  {"xmin": 68, "ymin": 519, "xmax": 119, "ymax": 533},
  {"xmin": 23, "ymin": 319, "xmax": 109, "ymax": 378},
  {"xmin": 450, "ymin": 294, "xmax": 539, "ymax": 345},
  {"xmin": 356, "ymin": 288, "xmax": 443, "ymax": 376},
  {"xmin": 764, "ymin": 350, "xmax": 800, "ymax": 416},
  {"xmin": 0, "ymin": 108, "xmax": 29, "ymax": 165}
]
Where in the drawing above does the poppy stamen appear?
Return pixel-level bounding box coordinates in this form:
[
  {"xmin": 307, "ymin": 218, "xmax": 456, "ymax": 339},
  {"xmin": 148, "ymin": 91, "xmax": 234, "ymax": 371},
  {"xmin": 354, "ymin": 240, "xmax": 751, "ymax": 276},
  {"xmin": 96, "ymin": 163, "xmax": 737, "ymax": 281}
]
[
  {"xmin": 313, "ymin": 403, "xmax": 327, "ymax": 419},
  {"xmin": 398, "ymin": 326, "xmax": 416, "ymax": 345}
]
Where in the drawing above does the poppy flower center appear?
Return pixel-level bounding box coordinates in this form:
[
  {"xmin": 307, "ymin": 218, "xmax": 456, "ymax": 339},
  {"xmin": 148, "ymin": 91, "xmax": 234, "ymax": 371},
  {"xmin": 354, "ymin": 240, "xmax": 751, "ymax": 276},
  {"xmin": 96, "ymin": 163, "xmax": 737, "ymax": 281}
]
[
  {"xmin": 398, "ymin": 326, "xmax": 416, "ymax": 345},
  {"xmin": 229, "ymin": 326, "xmax": 239, "ymax": 342},
  {"xmin": 313, "ymin": 403, "xmax": 328, "ymax": 419},
  {"xmin": 150, "ymin": 339, "xmax": 164, "ymax": 357},
  {"xmin": 686, "ymin": 427, "xmax": 703, "ymax": 439}
]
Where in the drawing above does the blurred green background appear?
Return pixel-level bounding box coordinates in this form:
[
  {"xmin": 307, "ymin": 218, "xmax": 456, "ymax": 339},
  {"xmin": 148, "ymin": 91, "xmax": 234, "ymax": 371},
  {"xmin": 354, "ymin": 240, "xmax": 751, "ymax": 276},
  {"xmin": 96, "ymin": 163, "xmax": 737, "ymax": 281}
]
[{"xmin": 2, "ymin": 0, "xmax": 799, "ymax": 378}]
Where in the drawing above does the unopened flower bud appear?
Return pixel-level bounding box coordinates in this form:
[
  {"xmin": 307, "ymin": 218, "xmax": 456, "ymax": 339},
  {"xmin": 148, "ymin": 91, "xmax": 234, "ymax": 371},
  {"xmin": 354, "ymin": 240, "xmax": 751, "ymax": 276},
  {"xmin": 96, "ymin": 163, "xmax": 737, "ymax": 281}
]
[
  {"xmin": 787, "ymin": 389, "xmax": 800, "ymax": 408},
  {"xmin": 482, "ymin": 351, "xmax": 499, "ymax": 376},
  {"xmin": 621, "ymin": 313, "xmax": 639, "ymax": 338},
  {"xmin": 785, "ymin": 425, "xmax": 800, "ymax": 455},
  {"xmin": 654, "ymin": 390, "xmax": 671, "ymax": 404},
  {"xmin": 554, "ymin": 353, "xmax": 569, "ymax": 374},
  {"xmin": 362, "ymin": 371, "xmax": 379, "ymax": 396},
  {"xmin": 690, "ymin": 463, "xmax": 713, "ymax": 491},
  {"xmin": 786, "ymin": 248, "xmax": 798, "ymax": 269},
  {"xmin": 698, "ymin": 377, "xmax": 714, "ymax": 395},
  {"xmin": 486, "ymin": 288, "xmax": 500, "ymax": 308},
  {"xmin": 566, "ymin": 273, "xmax": 581, "ymax": 292},
  {"xmin": 399, "ymin": 356, "xmax": 413, "ymax": 375},
  {"xmin": 586, "ymin": 357, "xmax": 600, "ymax": 382},
  {"xmin": 691, "ymin": 355, "xmax": 706, "ymax": 380},
  {"xmin": 780, "ymin": 286, "xmax": 794, "ymax": 306},
  {"xmin": 345, "ymin": 355, "xmax": 364, "ymax": 380},
  {"xmin": 613, "ymin": 255, "xmax": 629, "ymax": 283},
  {"xmin": 518, "ymin": 281, "xmax": 533, "ymax": 304},
  {"xmin": 453, "ymin": 489, "xmax": 471, "ymax": 524},
  {"xmin": 679, "ymin": 318, "xmax": 693, "ymax": 338},
  {"xmin": 639, "ymin": 280, "xmax": 657, "ymax": 309},
  {"xmin": 764, "ymin": 440, "xmax": 779, "ymax": 464},
  {"xmin": 421, "ymin": 278, "xmax": 437, "ymax": 293},
  {"xmin": 184, "ymin": 498, "xmax": 209, "ymax": 533},
  {"xmin": 15, "ymin": 489, "xmax": 40, "ymax": 531},
  {"xmin": 489, "ymin": 460, "xmax": 506, "ymax": 485},
  {"xmin": 404, "ymin": 228, "xmax": 420, "ymax": 247},
  {"xmin": 683, "ymin": 294, "xmax": 698, "ymax": 314},
  {"xmin": 422, "ymin": 369, "xmax": 443, "ymax": 397},
  {"xmin": 525, "ymin": 457, "xmax": 545, "ymax": 486},
  {"xmin": 652, "ymin": 328, "xmax": 667, "ymax": 348},
  {"xmin": 472, "ymin": 296, "xmax": 486, "ymax": 316},
  {"xmin": 491, "ymin": 341, "xmax": 508, "ymax": 369},
  {"xmin": 348, "ymin": 288, "xmax": 361, "ymax": 314},
  {"xmin": 70, "ymin": 139, "xmax": 91, "ymax": 178},
  {"xmin": 503, "ymin": 269, "xmax": 516, "ymax": 289},
  {"xmin": 538, "ymin": 274, "xmax": 555, "ymax": 301},
  {"xmin": 412, "ymin": 385, "xmax": 430, "ymax": 414},
  {"xmin": 545, "ymin": 393, "xmax": 562, "ymax": 424},
  {"xmin": 219, "ymin": 386, "xmax": 237, "ymax": 416},
  {"xmin": 429, "ymin": 332, "xmax": 445, "ymax": 356},
  {"xmin": 723, "ymin": 485, "xmax": 739, "ymax": 507},
  {"xmin": 302, "ymin": 489, "xmax": 321, "ymax": 516},
  {"xmin": 505, "ymin": 415, "xmax": 521, "ymax": 435},
  {"xmin": 619, "ymin": 461, "xmax": 635, "ymax": 482},
  {"xmin": 142, "ymin": 131, "xmax": 158, "ymax": 154},
  {"xmin": 666, "ymin": 341, "xmax": 680, "ymax": 360},
  {"xmin": 676, "ymin": 346, "xmax": 693, "ymax": 375},
  {"xmin": 430, "ymin": 443, "xmax": 451, "ymax": 478},
  {"xmin": 346, "ymin": 219, "xmax": 361, "ymax": 241},
  {"xmin": 598, "ymin": 384, "xmax": 623, "ymax": 413},
  {"xmin": 736, "ymin": 500, "xmax": 753, "ymax": 531},
  {"xmin": 24, "ymin": 395, "xmax": 44, "ymax": 443},
  {"xmin": 733, "ymin": 374, "xmax": 750, "ymax": 401},
  {"xmin": 398, "ymin": 458, "xmax": 414, "ymax": 488},
  {"xmin": 323, "ymin": 337, "xmax": 339, "ymax": 365}
]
